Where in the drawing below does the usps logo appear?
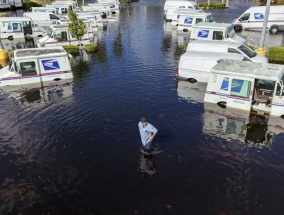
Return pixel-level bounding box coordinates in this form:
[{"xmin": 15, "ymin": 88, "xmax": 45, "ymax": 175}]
[
  {"xmin": 177, "ymin": 14, "xmax": 180, "ymax": 19},
  {"xmin": 197, "ymin": 30, "xmax": 209, "ymax": 38},
  {"xmin": 254, "ymin": 13, "xmax": 264, "ymax": 20},
  {"xmin": 184, "ymin": 18, "xmax": 193, "ymax": 24},
  {"xmin": 42, "ymin": 59, "xmax": 60, "ymax": 71},
  {"xmin": 110, "ymin": 4, "xmax": 115, "ymax": 8}
]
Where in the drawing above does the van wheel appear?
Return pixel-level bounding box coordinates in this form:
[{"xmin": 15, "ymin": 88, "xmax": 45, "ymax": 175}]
[
  {"xmin": 217, "ymin": 101, "xmax": 226, "ymax": 109},
  {"xmin": 54, "ymin": 78, "xmax": 61, "ymax": 81},
  {"xmin": 188, "ymin": 78, "xmax": 197, "ymax": 83},
  {"xmin": 183, "ymin": 29, "xmax": 188, "ymax": 32},
  {"xmin": 270, "ymin": 26, "xmax": 279, "ymax": 34},
  {"xmin": 234, "ymin": 25, "xmax": 242, "ymax": 32},
  {"xmin": 281, "ymin": 115, "xmax": 284, "ymax": 119},
  {"xmin": 8, "ymin": 36, "xmax": 13, "ymax": 41}
]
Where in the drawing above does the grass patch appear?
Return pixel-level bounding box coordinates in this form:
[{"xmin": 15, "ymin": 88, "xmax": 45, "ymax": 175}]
[
  {"xmin": 63, "ymin": 45, "xmax": 80, "ymax": 55},
  {"xmin": 85, "ymin": 44, "xmax": 98, "ymax": 53},
  {"xmin": 0, "ymin": 12, "xmax": 8, "ymax": 17},
  {"xmin": 268, "ymin": 47, "xmax": 284, "ymax": 64},
  {"xmin": 199, "ymin": 2, "xmax": 226, "ymax": 9}
]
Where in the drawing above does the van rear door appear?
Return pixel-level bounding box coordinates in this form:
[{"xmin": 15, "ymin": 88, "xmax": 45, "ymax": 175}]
[{"xmin": 226, "ymin": 77, "xmax": 254, "ymax": 111}]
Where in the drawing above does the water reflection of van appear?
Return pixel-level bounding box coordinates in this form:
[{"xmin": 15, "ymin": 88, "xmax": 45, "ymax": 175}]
[
  {"xmin": 232, "ymin": 5, "xmax": 284, "ymax": 34},
  {"xmin": 190, "ymin": 22, "xmax": 246, "ymax": 44},
  {"xmin": 186, "ymin": 40, "xmax": 268, "ymax": 63},
  {"xmin": 176, "ymin": 51, "xmax": 245, "ymax": 83},
  {"xmin": 0, "ymin": 17, "xmax": 45, "ymax": 40},
  {"xmin": 203, "ymin": 103, "xmax": 284, "ymax": 147},
  {"xmin": 176, "ymin": 80, "xmax": 207, "ymax": 104},
  {"xmin": 204, "ymin": 59, "xmax": 284, "ymax": 117},
  {"xmin": 177, "ymin": 12, "xmax": 213, "ymax": 33}
]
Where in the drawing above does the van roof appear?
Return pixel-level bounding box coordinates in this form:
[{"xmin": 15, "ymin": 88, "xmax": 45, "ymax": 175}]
[
  {"xmin": 188, "ymin": 40, "xmax": 242, "ymax": 48},
  {"xmin": 193, "ymin": 22, "xmax": 232, "ymax": 29},
  {"xmin": 0, "ymin": 17, "xmax": 32, "ymax": 22},
  {"xmin": 181, "ymin": 51, "xmax": 244, "ymax": 60},
  {"xmin": 172, "ymin": 8, "xmax": 203, "ymax": 13},
  {"xmin": 179, "ymin": 12, "xmax": 211, "ymax": 18},
  {"xmin": 14, "ymin": 47, "xmax": 67, "ymax": 59},
  {"xmin": 24, "ymin": 12, "xmax": 53, "ymax": 15},
  {"xmin": 211, "ymin": 59, "xmax": 284, "ymax": 80}
]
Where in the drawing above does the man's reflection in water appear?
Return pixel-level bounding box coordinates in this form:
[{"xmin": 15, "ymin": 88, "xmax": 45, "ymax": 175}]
[{"xmin": 139, "ymin": 153, "xmax": 156, "ymax": 179}]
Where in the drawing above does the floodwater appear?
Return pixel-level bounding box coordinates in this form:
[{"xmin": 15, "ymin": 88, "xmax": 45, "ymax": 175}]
[{"xmin": 1, "ymin": 0, "xmax": 284, "ymax": 214}]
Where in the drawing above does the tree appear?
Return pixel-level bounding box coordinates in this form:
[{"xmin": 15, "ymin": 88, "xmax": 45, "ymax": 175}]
[{"xmin": 67, "ymin": 11, "xmax": 86, "ymax": 53}]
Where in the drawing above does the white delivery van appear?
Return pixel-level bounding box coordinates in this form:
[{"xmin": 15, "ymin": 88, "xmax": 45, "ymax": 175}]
[
  {"xmin": 0, "ymin": 0, "xmax": 10, "ymax": 9},
  {"xmin": 53, "ymin": 0, "xmax": 77, "ymax": 9},
  {"xmin": 23, "ymin": 12, "xmax": 61, "ymax": 27},
  {"xmin": 9, "ymin": 0, "xmax": 22, "ymax": 8},
  {"xmin": 190, "ymin": 22, "xmax": 246, "ymax": 44},
  {"xmin": 0, "ymin": 46, "xmax": 73, "ymax": 86},
  {"xmin": 177, "ymin": 12, "xmax": 213, "ymax": 33},
  {"xmin": 88, "ymin": 2, "xmax": 120, "ymax": 14},
  {"xmin": 186, "ymin": 40, "xmax": 267, "ymax": 63},
  {"xmin": 36, "ymin": 24, "xmax": 91, "ymax": 47},
  {"xmin": 31, "ymin": 7, "xmax": 58, "ymax": 15},
  {"xmin": 170, "ymin": 9, "xmax": 205, "ymax": 26},
  {"xmin": 164, "ymin": 0, "xmax": 203, "ymax": 21},
  {"xmin": 204, "ymin": 59, "xmax": 284, "ymax": 117},
  {"xmin": 59, "ymin": 19, "xmax": 95, "ymax": 38},
  {"xmin": 176, "ymin": 51, "xmax": 245, "ymax": 83},
  {"xmin": 232, "ymin": 6, "xmax": 284, "ymax": 34},
  {"xmin": 46, "ymin": 4, "xmax": 72, "ymax": 14},
  {"xmin": 77, "ymin": 11, "xmax": 104, "ymax": 29},
  {"xmin": 0, "ymin": 17, "xmax": 45, "ymax": 40}
]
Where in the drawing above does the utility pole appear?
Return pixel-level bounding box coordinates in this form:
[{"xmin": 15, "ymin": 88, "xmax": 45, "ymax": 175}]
[{"xmin": 255, "ymin": 0, "xmax": 271, "ymax": 56}]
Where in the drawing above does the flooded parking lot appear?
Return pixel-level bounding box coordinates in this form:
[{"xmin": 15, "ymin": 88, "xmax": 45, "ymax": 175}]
[{"xmin": 1, "ymin": 0, "xmax": 284, "ymax": 214}]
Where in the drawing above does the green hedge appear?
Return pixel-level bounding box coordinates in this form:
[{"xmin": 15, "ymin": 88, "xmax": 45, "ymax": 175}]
[
  {"xmin": 22, "ymin": 0, "xmax": 42, "ymax": 10},
  {"xmin": 63, "ymin": 45, "xmax": 80, "ymax": 55},
  {"xmin": 268, "ymin": 47, "xmax": 284, "ymax": 64},
  {"xmin": 85, "ymin": 44, "xmax": 98, "ymax": 53},
  {"xmin": 199, "ymin": 3, "xmax": 226, "ymax": 9}
]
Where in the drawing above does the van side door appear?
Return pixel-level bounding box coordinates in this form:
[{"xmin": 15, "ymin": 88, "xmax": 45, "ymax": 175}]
[
  {"xmin": 226, "ymin": 77, "xmax": 254, "ymax": 111},
  {"xmin": 271, "ymin": 81, "xmax": 284, "ymax": 117}
]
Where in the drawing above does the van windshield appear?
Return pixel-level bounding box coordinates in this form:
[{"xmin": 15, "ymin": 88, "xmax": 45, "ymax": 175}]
[
  {"xmin": 194, "ymin": 5, "xmax": 201, "ymax": 10},
  {"xmin": 227, "ymin": 25, "xmax": 235, "ymax": 38},
  {"xmin": 239, "ymin": 45, "xmax": 257, "ymax": 58}
]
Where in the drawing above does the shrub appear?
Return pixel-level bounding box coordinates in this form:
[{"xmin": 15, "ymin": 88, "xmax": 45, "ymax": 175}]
[
  {"xmin": 199, "ymin": 2, "xmax": 226, "ymax": 9},
  {"xmin": 63, "ymin": 45, "xmax": 80, "ymax": 55},
  {"xmin": 268, "ymin": 47, "xmax": 284, "ymax": 64},
  {"xmin": 0, "ymin": 12, "xmax": 8, "ymax": 17},
  {"xmin": 85, "ymin": 44, "xmax": 98, "ymax": 53},
  {"xmin": 22, "ymin": 0, "xmax": 42, "ymax": 10}
]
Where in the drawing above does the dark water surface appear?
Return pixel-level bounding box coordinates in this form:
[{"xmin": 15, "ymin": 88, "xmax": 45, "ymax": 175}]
[{"xmin": 1, "ymin": 1, "xmax": 284, "ymax": 214}]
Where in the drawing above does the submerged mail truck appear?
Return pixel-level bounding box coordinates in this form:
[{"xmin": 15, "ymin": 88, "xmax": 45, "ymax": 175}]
[
  {"xmin": 177, "ymin": 12, "xmax": 213, "ymax": 33},
  {"xmin": 204, "ymin": 59, "xmax": 284, "ymax": 117},
  {"xmin": 0, "ymin": 46, "xmax": 73, "ymax": 86},
  {"xmin": 232, "ymin": 6, "xmax": 284, "ymax": 34},
  {"xmin": 176, "ymin": 51, "xmax": 245, "ymax": 83},
  {"xmin": 190, "ymin": 22, "xmax": 246, "ymax": 44}
]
